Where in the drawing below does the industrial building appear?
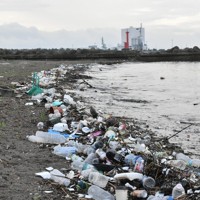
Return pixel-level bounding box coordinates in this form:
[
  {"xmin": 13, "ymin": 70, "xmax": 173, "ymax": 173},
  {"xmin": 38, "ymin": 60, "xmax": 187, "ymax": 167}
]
[{"xmin": 121, "ymin": 25, "xmax": 146, "ymax": 51}]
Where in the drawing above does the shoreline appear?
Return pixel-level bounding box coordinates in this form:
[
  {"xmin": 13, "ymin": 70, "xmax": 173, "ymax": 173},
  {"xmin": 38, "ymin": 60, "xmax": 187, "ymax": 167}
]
[{"xmin": 0, "ymin": 60, "xmax": 199, "ymax": 199}]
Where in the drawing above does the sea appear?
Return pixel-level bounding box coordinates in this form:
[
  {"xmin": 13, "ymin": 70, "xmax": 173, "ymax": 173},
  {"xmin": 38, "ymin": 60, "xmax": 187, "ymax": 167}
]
[{"xmin": 77, "ymin": 62, "xmax": 200, "ymax": 158}]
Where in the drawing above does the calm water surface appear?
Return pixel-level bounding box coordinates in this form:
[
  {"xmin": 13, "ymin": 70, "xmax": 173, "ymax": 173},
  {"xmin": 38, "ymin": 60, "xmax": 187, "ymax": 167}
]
[{"xmin": 78, "ymin": 62, "xmax": 200, "ymax": 157}]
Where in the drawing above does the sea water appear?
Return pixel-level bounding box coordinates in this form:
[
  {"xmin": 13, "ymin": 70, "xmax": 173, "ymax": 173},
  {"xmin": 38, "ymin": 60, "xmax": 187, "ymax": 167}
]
[{"xmin": 78, "ymin": 62, "xmax": 200, "ymax": 157}]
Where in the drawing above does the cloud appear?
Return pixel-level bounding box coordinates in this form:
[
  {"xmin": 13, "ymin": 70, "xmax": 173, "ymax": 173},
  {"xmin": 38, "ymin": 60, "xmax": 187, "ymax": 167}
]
[{"xmin": 0, "ymin": 23, "xmax": 120, "ymax": 49}]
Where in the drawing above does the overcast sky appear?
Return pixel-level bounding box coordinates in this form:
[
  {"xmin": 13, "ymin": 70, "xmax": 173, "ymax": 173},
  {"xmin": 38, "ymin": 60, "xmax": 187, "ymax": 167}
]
[{"xmin": 0, "ymin": 0, "xmax": 199, "ymax": 49}]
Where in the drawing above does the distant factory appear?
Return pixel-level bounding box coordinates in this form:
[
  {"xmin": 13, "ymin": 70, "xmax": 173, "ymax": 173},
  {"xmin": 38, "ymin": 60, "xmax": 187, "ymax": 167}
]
[{"xmin": 121, "ymin": 24, "xmax": 147, "ymax": 51}]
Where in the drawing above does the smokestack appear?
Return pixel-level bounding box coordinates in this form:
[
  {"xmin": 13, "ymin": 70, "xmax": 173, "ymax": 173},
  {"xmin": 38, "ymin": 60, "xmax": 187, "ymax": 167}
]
[{"xmin": 124, "ymin": 30, "xmax": 129, "ymax": 49}]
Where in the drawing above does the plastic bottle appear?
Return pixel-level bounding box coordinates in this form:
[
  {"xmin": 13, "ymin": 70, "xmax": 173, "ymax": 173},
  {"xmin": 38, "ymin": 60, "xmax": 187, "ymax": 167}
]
[
  {"xmin": 71, "ymin": 154, "xmax": 83, "ymax": 162},
  {"xmin": 142, "ymin": 176, "xmax": 156, "ymax": 189},
  {"xmin": 67, "ymin": 141, "xmax": 88, "ymax": 153},
  {"xmin": 167, "ymin": 160, "xmax": 187, "ymax": 170},
  {"xmin": 190, "ymin": 159, "xmax": 200, "ymax": 168},
  {"xmin": 172, "ymin": 183, "xmax": 185, "ymax": 199},
  {"xmin": 50, "ymin": 169, "xmax": 70, "ymax": 186},
  {"xmin": 71, "ymin": 160, "xmax": 94, "ymax": 172},
  {"xmin": 88, "ymin": 172, "xmax": 109, "ymax": 188},
  {"xmin": 81, "ymin": 168, "xmax": 98, "ymax": 180},
  {"xmin": 53, "ymin": 122, "xmax": 69, "ymax": 132},
  {"xmin": 53, "ymin": 145, "xmax": 77, "ymax": 157},
  {"xmin": 96, "ymin": 148, "xmax": 107, "ymax": 160},
  {"xmin": 27, "ymin": 131, "xmax": 66, "ymax": 144},
  {"xmin": 134, "ymin": 159, "xmax": 144, "ymax": 173},
  {"xmin": 176, "ymin": 153, "xmax": 191, "ymax": 163},
  {"xmin": 92, "ymin": 141, "xmax": 104, "ymax": 150},
  {"xmin": 50, "ymin": 175, "xmax": 70, "ymax": 186},
  {"xmin": 114, "ymin": 172, "xmax": 143, "ymax": 181},
  {"xmin": 131, "ymin": 190, "xmax": 148, "ymax": 198},
  {"xmin": 84, "ymin": 145, "xmax": 95, "ymax": 155},
  {"xmin": 147, "ymin": 195, "xmax": 172, "ymax": 200},
  {"xmin": 88, "ymin": 185, "xmax": 115, "ymax": 200},
  {"xmin": 84, "ymin": 153, "xmax": 98, "ymax": 164},
  {"xmin": 125, "ymin": 154, "xmax": 143, "ymax": 166}
]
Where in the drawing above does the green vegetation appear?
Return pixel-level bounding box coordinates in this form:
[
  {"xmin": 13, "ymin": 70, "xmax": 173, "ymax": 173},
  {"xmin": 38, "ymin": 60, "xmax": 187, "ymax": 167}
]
[{"xmin": 0, "ymin": 121, "xmax": 6, "ymax": 128}]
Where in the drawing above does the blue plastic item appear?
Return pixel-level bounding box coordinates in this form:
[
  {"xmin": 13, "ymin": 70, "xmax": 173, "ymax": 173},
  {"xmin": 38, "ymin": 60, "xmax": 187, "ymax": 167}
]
[{"xmin": 48, "ymin": 129, "xmax": 79, "ymax": 138}]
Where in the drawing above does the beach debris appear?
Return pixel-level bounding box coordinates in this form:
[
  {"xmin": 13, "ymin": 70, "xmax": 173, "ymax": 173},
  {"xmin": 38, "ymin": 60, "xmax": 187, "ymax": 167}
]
[{"xmin": 21, "ymin": 64, "xmax": 200, "ymax": 199}]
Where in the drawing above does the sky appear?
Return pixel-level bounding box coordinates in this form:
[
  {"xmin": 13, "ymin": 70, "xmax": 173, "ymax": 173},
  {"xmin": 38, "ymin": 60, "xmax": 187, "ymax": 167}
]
[{"xmin": 0, "ymin": 0, "xmax": 200, "ymax": 49}]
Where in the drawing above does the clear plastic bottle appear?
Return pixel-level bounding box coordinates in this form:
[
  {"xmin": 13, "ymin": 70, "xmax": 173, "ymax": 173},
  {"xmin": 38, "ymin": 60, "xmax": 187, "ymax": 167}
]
[
  {"xmin": 53, "ymin": 145, "xmax": 77, "ymax": 157},
  {"xmin": 167, "ymin": 160, "xmax": 187, "ymax": 170},
  {"xmin": 88, "ymin": 172, "xmax": 109, "ymax": 188},
  {"xmin": 88, "ymin": 185, "xmax": 115, "ymax": 200},
  {"xmin": 50, "ymin": 169, "xmax": 70, "ymax": 186},
  {"xmin": 172, "ymin": 183, "xmax": 185, "ymax": 199},
  {"xmin": 84, "ymin": 153, "xmax": 98, "ymax": 164},
  {"xmin": 71, "ymin": 160, "xmax": 94, "ymax": 172},
  {"xmin": 190, "ymin": 159, "xmax": 200, "ymax": 168},
  {"xmin": 28, "ymin": 131, "xmax": 66, "ymax": 144},
  {"xmin": 81, "ymin": 168, "xmax": 98, "ymax": 180},
  {"xmin": 50, "ymin": 175, "xmax": 70, "ymax": 186},
  {"xmin": 176, "ymin": 153, "xmax": 200, "ymax": 168},
  {"xmin": 176, "ymin": 153, "xmax": 191, "ymax": 163}
]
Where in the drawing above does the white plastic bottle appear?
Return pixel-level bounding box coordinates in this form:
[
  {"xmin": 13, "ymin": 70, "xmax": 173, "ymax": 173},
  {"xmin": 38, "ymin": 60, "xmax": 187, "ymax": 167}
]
[
  {"xmin": 88, "ymin": 172, "xmax": 109, "ymax": 188},
  {"xmin": 88, "ymin": 185, "xmax": 115, "ymax": 200},
  {"xmin": 172, "ymin": 183, "xmax": 185, "ymax": 199}
]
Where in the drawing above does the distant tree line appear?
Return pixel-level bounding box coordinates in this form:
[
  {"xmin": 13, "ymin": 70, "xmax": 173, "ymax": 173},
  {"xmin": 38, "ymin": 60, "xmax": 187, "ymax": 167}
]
[
  {"xmin": 0, "ymin": 48, "xmax": 138, "ymax": 60},
  {"xmin": 0, "ymin": 46, "xmax": 199, "ymax": 61}
]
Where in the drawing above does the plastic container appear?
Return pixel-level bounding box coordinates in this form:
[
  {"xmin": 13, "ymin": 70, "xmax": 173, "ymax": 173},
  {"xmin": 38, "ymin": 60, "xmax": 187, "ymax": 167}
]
[
  {"xmin": 96, "ymin": 149, "xmax": 107, "ymax": 160},
  {"xmin": 88, "ymin": 172, "xmax": 109, "ymax": 188},
  {"xmin": 88, "ymin": 185, "xmax": 115, "ymax": 200},
  {"xmin": 84, "ymin": 146, "xmax": 95, "ymax": 155},
  {"xmin": 134, "ymin": 159, "xmax": 144, "ymax": 173},
  {"xmin": 172, "ymin": 183, "xmax": 185, "ymax": 199},
  {"xmin": 84, "ymin": 153, "xmax": 98, "ymax": 164},
  {"xmin": 71, "ymin": 154, "xmax": 83, "ymax": 162},
  {"xmin": 125, "ymin": 154, "xmax": 143, "ymax": 166},
  {"xmin": 115, "ymin": 186, "xmax": 128, "ymax": 200},
  {"xmin": 53, "ymin": 145, "xmax": 77, "ymax": 157},
  {"xmin": 142, "ymin": 176, "xmax": 156, "ymax": 189},
  {"xmin": 167, "ymin": 160, "xmax": 187, "ymax": 170},
  {"xmin": 50, "ymin": 175, "xmax": 70, "ymax": 186},
  {"xmin": 176, "ymin": 153, "xmax": 191, "ymax": 163},
  {"xmin": 71, "ymin": 160, "xmax": 94, "ymax": 172},
  {"xmin": 131, "ymin": 190, "xmax": 148, "ymax": 198},
  {"xmin": 190, "ymin": 159, "xmax": 200, "ymax": 168},
  {"xmin": 92, "ymin": 141, "xmax": 104, "ymax": 150},
  {"xmin": 50, "ymin": 169, "xmax": 70, "ymax": 186},
  {"xmin": 81, "ymin": 168, "xmax": 97, "ymax": 179},
  {"xmin": 114, "ymin": 172, "xmax": 143, "ymax": 181},
  {"xmin": 27, "ymin": 131, "xmax": 66, "ymax": 144},
  {"xmin": 53, "ymin": 123, "xmax": 69, "ymax": 132}
]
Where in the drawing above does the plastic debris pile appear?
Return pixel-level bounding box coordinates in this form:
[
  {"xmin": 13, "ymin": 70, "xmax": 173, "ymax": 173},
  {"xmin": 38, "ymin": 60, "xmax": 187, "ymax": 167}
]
[{"xmin": 16, "ymin": 64, "xmax": 200, "ymax": 200}]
